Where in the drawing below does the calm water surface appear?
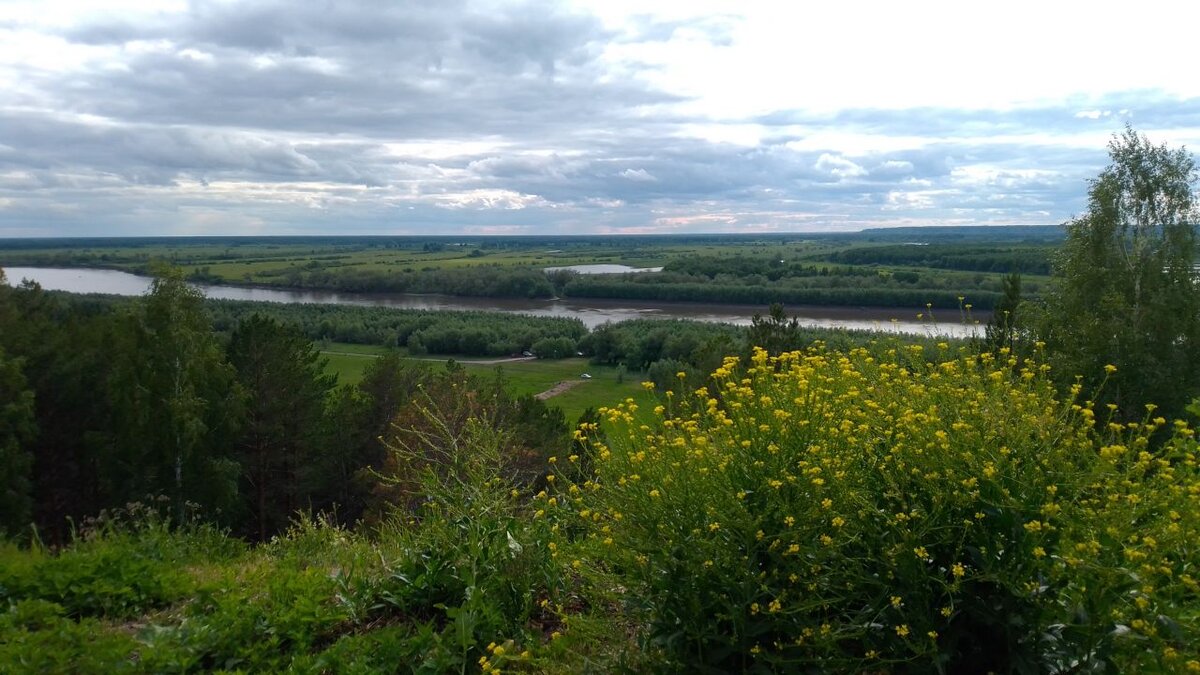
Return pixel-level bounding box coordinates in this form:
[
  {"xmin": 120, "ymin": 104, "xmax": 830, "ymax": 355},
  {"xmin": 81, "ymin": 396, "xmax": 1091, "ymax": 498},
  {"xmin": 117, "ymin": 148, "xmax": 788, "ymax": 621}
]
[
  {"xmin": 2, "ymin": 266, "xmax": 978, "ymax": 337},
  {"xmin": 543, "ymin": 263, "xmax": 664, "ymax": 274}
]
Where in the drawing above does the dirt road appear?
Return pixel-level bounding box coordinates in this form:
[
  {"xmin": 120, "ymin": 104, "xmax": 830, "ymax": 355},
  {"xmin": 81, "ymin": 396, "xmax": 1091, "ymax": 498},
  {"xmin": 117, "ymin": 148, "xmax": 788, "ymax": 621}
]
[{"xmin": 534, "ymin": 379, "xmax": 585, "ymax": 400}]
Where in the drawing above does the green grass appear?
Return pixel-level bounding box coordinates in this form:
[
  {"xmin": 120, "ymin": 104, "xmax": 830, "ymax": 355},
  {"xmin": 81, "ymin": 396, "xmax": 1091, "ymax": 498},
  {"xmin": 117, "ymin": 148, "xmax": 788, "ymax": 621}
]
[
  {"xmin": 320, "ymin": 344, "xmax": 651, "ymax": 420},
  {"xmin": 474, "ymin": 358, "xmax": 651, "ymax": 421},
  {"xmin": 323, "ymin": 351, "xmax": 378, "ymax": 386}
]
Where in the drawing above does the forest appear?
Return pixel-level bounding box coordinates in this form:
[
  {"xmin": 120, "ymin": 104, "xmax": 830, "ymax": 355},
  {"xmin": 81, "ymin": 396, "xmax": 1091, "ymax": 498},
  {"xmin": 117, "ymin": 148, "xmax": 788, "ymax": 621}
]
[{"xmin": 1, "ymin": 131, "xmax": 1199, "ymax": 672}]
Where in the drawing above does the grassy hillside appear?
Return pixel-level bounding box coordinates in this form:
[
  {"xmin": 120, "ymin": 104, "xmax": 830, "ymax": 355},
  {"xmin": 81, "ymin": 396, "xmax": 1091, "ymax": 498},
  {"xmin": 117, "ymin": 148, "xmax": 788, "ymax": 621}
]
[{"xmin": 4, "ymin": 343, "xmax": 1197, "ymax": 673}]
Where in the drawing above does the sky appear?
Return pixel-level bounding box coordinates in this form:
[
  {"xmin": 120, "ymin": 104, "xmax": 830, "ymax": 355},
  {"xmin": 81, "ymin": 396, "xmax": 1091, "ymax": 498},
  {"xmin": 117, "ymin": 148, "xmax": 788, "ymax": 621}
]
[{"xmin": 1, "ymin": 0, "xmax": 1199, "ymax": 237}]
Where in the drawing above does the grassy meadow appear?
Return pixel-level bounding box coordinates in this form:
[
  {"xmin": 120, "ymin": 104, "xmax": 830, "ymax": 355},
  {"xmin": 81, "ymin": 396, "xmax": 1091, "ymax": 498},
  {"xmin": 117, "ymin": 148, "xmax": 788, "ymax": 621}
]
[{"xmin": 320, "ymin": 342, "xmax": 650, "ymax": 421}]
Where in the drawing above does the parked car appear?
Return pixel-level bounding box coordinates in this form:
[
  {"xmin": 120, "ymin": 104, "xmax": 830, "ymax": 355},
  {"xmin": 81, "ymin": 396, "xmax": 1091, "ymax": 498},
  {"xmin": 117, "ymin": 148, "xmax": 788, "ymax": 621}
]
[{"xmin": 580, "ymin": 373, "xmax": 593, "ymax": 379}]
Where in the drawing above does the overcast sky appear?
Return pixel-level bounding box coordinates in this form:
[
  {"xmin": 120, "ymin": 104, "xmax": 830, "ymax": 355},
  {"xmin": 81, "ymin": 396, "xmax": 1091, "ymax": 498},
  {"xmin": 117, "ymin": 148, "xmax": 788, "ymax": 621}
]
[{"xmin": 2, "ymin": 0, "xmax": 1198, "ymax": 237}]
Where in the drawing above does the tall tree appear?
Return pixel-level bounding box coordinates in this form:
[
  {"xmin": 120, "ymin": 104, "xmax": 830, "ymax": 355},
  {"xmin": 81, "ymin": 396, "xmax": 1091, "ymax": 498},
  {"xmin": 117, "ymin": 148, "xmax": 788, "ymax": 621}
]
[
  {"xmin": 0, "ymin": 346, "xmax": 36, "ymax": 536},
  {"xmin": 227, "ymin": 314, "xmax": 335, "ymax": 540},
  {"xmin": 317, "ymin": 351, "xmax": 429, "ymax": 525},
  {"xmin": 1039, "ymin": 127, "xmax": 1200, "ymax": 418},
  {"xmin": 748, "ymin": 303, "xmax": 803, "ymax": 355},
  {"xmin": 984, "ymin": 272, "xmax": 1022, "ymax": 354},
  {"xmin": 0, "ymin": 272, "xmax": 116, "ymax": 540},
  {"xmin": 106, "ymin": 267, "xmax": 242, "ymax": 522}
]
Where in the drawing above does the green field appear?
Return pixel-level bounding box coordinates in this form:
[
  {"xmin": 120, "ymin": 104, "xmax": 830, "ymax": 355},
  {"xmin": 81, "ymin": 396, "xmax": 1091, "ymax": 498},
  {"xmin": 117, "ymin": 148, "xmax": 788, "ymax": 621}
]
[
  {"xmin": 0, "ymin": 230, "xmax": 1061, "ymax": 294},
  {"xmin": 321, "ymin": 344, "xmax": 650, "ymax": 421}
]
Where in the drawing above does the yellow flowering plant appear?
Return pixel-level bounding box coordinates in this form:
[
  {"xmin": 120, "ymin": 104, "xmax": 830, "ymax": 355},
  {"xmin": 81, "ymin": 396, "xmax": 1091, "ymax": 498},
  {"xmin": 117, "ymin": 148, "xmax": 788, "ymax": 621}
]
[{"xmin": 553, "ymin": 343, "xmax": 1199, "ymax": 671}]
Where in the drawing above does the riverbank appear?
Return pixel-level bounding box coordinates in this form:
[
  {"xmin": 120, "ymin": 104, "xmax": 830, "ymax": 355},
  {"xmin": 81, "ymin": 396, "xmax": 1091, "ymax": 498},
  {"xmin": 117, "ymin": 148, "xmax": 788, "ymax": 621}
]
[{"xmin": 2, "ymin": 266, "xmax": 984, "ymax": 336}]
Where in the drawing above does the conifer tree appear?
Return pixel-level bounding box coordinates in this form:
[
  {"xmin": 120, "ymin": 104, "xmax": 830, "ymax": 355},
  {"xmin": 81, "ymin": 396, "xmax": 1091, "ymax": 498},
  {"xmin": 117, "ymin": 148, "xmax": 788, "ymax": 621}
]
[
  {"xmin": 984, "ymin": 272, "xmax": 1022, "ymax": 354},
  {"xmin": 228, "ymin": 314, "xmax": 335, "ymax": 539},
  {"xmin": 0, "ymin": 346, "xmax": 35, "ymax": 536}
]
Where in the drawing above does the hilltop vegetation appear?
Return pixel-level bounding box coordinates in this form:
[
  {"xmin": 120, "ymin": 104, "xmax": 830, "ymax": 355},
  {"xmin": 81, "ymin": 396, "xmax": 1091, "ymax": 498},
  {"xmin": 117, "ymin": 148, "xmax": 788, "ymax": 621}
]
[
  {"xmin": 2, "ymin": 343, "xmax": 1198, "ymax": 672},
  {"xmin": 1, "ymin": 130, "xmax": 1198, "ymax": 672}
]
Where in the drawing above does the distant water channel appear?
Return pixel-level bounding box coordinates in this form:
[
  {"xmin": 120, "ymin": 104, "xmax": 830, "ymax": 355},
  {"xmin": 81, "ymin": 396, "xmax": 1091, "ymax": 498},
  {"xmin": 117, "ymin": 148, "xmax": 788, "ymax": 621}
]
[
  {"xmin": 543, "ymin": 263, "xmax": 664, "ymax": 274},
  {"xmin": 2, "ymin": 266, "xmax": 979, "ymax": 337}
]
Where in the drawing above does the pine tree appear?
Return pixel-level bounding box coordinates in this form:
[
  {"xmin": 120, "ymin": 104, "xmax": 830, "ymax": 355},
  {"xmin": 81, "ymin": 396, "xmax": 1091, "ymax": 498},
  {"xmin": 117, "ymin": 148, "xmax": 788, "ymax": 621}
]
[
  {"xmin": 0, "ymin": 346, "xmax": 36, "ymax": 536},
  {"xmin": 227, "ymin": 314, "xmax": 335, "ymax": 540},
  {"xmin": 984, "ymin": 272, "xmax": 1022, "ymax": 354}
]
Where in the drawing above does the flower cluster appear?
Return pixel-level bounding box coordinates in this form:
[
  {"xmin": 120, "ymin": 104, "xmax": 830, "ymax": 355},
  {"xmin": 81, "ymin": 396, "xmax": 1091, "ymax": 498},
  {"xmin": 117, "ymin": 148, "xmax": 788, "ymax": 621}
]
[{"xmin": 547, "ymin": 342, "xmax": 1200, "ymax": 671}]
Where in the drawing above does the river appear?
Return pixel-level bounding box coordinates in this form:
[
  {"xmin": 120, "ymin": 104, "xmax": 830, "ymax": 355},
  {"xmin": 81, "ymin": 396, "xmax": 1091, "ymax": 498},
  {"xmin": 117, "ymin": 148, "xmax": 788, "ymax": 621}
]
[{"xmin": 1, "ymin": 266, "xmax": 979, "ymax": 337}]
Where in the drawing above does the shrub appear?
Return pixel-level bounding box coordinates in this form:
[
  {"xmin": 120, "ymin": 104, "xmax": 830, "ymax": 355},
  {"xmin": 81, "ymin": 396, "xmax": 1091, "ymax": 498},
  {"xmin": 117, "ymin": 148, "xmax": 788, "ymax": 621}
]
[
  {"xmin": 532, "ymin": 336, "xmax": 577, "ymax": 359},
  {"xmin": 0, "ymin": 599, "xmax": 141, "ymax": 672},
  {"xmin": 139, "ymin": 561, "xmax": 351, "ymax": 672},
  {"xmin": 0, "ymin": 522, "xmax": 202, "ymax": 620},
  {"xmin": 555, "ymin": 343, "xmax": 1200, "ymax": 672},
  {"xmin": 365, "ymin": 414, "xmax": 564, "ymax": 672}
]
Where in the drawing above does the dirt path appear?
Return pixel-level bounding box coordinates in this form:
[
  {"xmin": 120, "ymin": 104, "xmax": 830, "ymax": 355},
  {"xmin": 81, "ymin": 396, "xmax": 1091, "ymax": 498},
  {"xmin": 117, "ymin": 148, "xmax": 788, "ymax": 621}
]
[
  {"xmin": 535, "ymin": 379, "xmax": 586, "ymax": 400},
  {"xmin": 322, "ymin": 351, "xmax": 537, "ymax": 366}
]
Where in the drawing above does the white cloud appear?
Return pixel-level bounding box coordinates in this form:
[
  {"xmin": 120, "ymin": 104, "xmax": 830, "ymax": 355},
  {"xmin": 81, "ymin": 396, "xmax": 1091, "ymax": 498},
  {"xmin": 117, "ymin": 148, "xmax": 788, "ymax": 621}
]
[
  {"xmin": 883, "ymin": 190, "xmax": 952, "ymax": 211},
  {"xmin": 619, "ymin": 168, "xmax": 656, "ymax": 181},
  {"xmin": 814, "ymin": 153, "xmax": 866, "ymax": 178}
]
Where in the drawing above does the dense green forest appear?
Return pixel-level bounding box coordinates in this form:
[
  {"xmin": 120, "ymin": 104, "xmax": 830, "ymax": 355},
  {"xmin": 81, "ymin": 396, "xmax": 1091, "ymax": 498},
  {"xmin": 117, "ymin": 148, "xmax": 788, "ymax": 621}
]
[
  {"xmin": 1, "ymin": 133, "xmax": 1199, "ymax": 672},
  {"xmin": 260, "ymin": 265, "xmax": 557, "ymax": 299},
  {"xmin": 815, "ymin": 243, "xmax": 1054, "ymax": 274},
  {"xmin": 0, "ymin": 271, "xmax": 579, "ymax": 543},
  {"xmin": 564, "ymin": 275, "xmax": 1003, "ymax": 308},
  {"xmin": 206, "ymin": 300, "xmax": 587, "ymax": 356}
]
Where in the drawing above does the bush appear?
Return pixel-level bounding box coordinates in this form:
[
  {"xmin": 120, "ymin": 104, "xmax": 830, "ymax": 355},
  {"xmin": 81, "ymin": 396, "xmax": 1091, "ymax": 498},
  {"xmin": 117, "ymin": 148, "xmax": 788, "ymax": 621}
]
[
  {"xmin": 532, "ymin": 336, "xmax": 577, "ymax": 359},
  {"xmin": 0, "ymin": 599, "xmax": 142, "ymax": 672},
  {"xmin": 555, "ymin": 343, "xmax": 1200, "ymax": 672},
  {"xmin": 0, "ymin": 504, "xmax": 229, "ymax": 620}
]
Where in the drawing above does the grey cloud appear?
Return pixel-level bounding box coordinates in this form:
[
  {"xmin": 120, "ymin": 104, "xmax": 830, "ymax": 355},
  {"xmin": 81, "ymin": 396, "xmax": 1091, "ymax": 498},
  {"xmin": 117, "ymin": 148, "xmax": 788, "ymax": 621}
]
[
  {"xmin": 2, "ymin": 1, "xmax": 1195, "ymax": 236},
  {"xmin": 0, "ymin": 110, "xmax": 394, "ymax": 187}
]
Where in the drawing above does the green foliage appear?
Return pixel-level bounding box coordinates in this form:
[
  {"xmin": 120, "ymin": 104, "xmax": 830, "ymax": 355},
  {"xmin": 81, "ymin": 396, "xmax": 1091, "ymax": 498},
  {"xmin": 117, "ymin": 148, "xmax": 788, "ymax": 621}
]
[
  {"xmin": 565, "ymin": 275, "xmax": 1002, "ymax": 310},
  {"xmin": 819, "ymin": 243, "xmax": 1053, "ymax": 275},
  {"xmin": 272, "ymin": 263, "xmax": 556, "ymax": 298},
  {"xmin": 1038, "ymin": 127, "xmax": 1200, "ymax": 420},
  {"xmin": 532, "ymin": 335, "xmax": 578, "ymax": 359},
  {"xmin": 559, "ymin": 345, "xmax": 1200, "ymax": 672},
  {"xmin": 984, "ymin": 272, "xmax": 1023, "ymax": 354},
  {"xmin": 207, "ymin": 299, "xmax": 588, "ymax": 356},
  {"xmin": 368, "ymin": 367, "xmax": 568, "ymax": 514},
  {"xmin": 289, "ymin": 624, "xmax": 441, "ymax": 674},
  {"xmin": 0, "ymin": 600, "xmax": 142, "ymax": 673},
  {"xmin": 645, "ymin": 358, "xmax": 701, "ymax": 391},
  {"xmin": 369, "ymin": 416, "xmax": 562, "ymax": 671},
  {"xmin": 227, "ymin": 314, "xmax": 338, "ymax": 540},
  {"xmin": 0, "ymin": 346, "xmax": 36, "ymax": 536},
  {"xmin": 582, "ymin": 319, "xmax": 744, "ymax": 370},
  {"xmin": 0, "ymin": 504, "xmax": 232, "ymax": 620},
  {"xmin": 139, "ymin": 559, "xmax": 351, "ymax": 672},
  {"xmin": 105, "ymin": 267, "xmax": 244, "ymax": 521},
  {"xmin": 0, "ymin": 276, "xmax": 120, "ymax": 540},
  {"xmin": 0, "ymin": 543, "xmax": 188, "ymax": 620}
]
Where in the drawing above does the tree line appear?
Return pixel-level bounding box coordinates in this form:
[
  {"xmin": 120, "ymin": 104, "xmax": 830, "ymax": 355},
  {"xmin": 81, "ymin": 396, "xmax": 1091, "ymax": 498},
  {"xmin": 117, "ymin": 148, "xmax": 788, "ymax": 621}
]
[
  {"xmin": 205, "ymin": 298, "xmax": 586, "ymax": 355},
  {"xmin": 565, "ymin": 276, "xmax": 1002, "ymax": 309},
  {"xmin": 258, "ymin": 264, "xmax": 557, "ymax": 298},
  {"xmin": 817, "ymin": 243, "xmax": 1053, "ymax": 274},
  {"xmin": 0, "ymin": 270, "xmax": 572, "ymax": 542}
]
